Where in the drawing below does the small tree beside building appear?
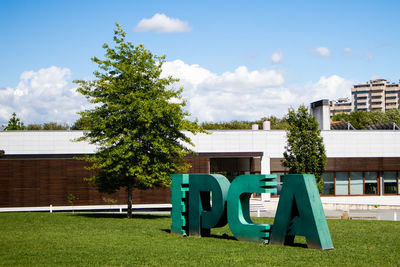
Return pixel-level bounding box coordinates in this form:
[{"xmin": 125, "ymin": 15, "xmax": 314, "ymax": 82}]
[
  {"xmin": 6, "ymin": 113, "xmax": 25, "ymax": 130},
  {"xmin": 282, "ymin": 105, "xmax": 326, "ymax": 192},
  {"xmin": 75, "ymin": 24, "xmax": 202, "ymax": 218}
]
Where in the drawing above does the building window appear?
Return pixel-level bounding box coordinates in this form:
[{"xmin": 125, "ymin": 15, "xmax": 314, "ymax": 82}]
[
  {"xmin": 350, "ymin": 172, "xmax": 363, "ymax": 195},
  {"xmin": 384, "ymin": 171, "xmax": 398, "ymax": 194},
  {"xmin": 336, "ymin": 172, "xmax": 349, "ymax": 195},
  {"xmin": 210, "ymin": 158, "xmax": 251, "ymax": 182},
  {"xmin": 322, "ymin": 173, "xmax": 334, "ymax": 195},
  {"xmin": 365, "ymin": 172, "xmax": 378, "ymax": 195}
]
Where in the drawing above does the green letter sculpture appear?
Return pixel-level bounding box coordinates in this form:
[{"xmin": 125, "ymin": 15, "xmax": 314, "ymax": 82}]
[
  {"xmin": 269, "ymin": 174, "xmax": 334, "ymax": 250},
  {"xmin": 227, "ymin": 174, "xmax": 277, "ymax": 243},
  {"xmin": 170, "ymin": 174, "xmax": 189, "ymax": 235},
  {"xmin": 170, "ymin": 173, "xmax": 333, "ymax": 249},
  {"xmin": 188, "ymin": 174, "xmax": 230, "ymax": 236}
]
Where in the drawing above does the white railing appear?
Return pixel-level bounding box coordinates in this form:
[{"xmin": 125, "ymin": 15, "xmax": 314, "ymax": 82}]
[{"xmin": 0, "ymin": 204, "xmax": 172, "ymax": 213}]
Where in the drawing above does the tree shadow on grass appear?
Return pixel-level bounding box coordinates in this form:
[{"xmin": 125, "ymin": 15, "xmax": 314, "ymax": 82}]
[{"xmin": 73, "ymin": 213, "xmax": 169, "ymax": 219}]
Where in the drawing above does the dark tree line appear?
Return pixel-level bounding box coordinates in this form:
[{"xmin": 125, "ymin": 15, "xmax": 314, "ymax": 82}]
[
  {"xmin": 4, "ymin": 112, "xmax": 73, "ymax": 130},
  {"xmin": 200, "ymin": 116, "xmax": 289, "ymax": 130},
  {"xmin": 8, "ymin": 108, "xmax": 400, "ymax": 132}
]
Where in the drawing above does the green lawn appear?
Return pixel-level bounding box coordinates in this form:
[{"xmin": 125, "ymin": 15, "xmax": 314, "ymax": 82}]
[{"xmin": 0, "ymin": 213, "xmax": 399, "ymax": 266}]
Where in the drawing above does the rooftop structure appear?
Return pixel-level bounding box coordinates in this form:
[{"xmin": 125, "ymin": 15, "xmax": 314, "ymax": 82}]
[{"xmin": 310, "ymin": 99, "xmax": 330, "ymax": 130}]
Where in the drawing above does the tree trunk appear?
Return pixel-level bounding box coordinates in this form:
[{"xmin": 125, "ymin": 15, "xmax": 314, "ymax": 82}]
[{"xmin": 127, "ymin": 183, "xmax": 133, "ymax": 219}]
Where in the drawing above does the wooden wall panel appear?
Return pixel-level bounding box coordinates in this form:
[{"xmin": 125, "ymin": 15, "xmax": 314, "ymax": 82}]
[
  {"xmin": 39, "ymin": 160, "xmax": 51, "ymax": 206},
  {"xmin": 0, "ymin": 161, "xmax": 9, "ymax": 206},
  {"xmin": 270, "ymin": 158, "xmax": 287, "ymax": 172},
  {"xmin": 0, "ymin": 153, "xmax": 254, "ymax": 207},
  {"xmin": 185, "ymin": 157, "xmax": 210, "ymax": 174},
  {"xmin": 0, "ymin": 155, "xmax": 173, "ymax": 208},
  {"xmin": 251, "ymin": 157, "xmax": 261, "ymax": 173}
]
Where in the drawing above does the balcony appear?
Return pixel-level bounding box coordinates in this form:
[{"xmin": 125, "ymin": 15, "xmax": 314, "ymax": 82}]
[
  {"xmin": 352, "ymin": 88, "xmax": 369, "ymax": 95},
  {"xmin": 353, "ymin": 84, "xmax": 370, "ymax": 89},
  {"xmin": 386, "ymin": 105, "xmax": 398, "ymax": 110},
  {"xmin": 356, "ymin": 92, "xmax": 369, "ymax": 98},
  {"xmin": 371, "ymin": 103, "xmax": 384, "ymax": 109},
  {"xmin": 356, "ymin": 104, "xmax": 368, "ymax": 109},
  {"xmin": 385, "ymin": 92, "xmax": 398, "ymax": 97},
  {"xmin": 371, "ymin": 92, "xmax": 384, "ymax": 97},
  {"xmin": 385, "ymin": 98, "xmax": 397, "ymax": 104}
]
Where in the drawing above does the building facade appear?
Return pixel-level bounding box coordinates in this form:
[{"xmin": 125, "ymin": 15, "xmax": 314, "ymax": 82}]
[
  {"xmin": 329, "ymin": 98, "xmax": 352, "ymax": 118},
  {"xmin": 1, "ymin": 129, "xmax": 400, "ymax": 208},
  {"xmin": 352, "ymin": 79, "xmax": 400, "ymax": 112},
  {"xmin": 329, "ymin": 79, "xmax": 400, "ymax": 118}
]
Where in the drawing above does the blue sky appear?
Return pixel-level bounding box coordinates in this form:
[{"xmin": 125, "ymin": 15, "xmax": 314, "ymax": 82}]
[{"xmin": 1, "ymin": 0, "xmax": 400, "ymax": 124}]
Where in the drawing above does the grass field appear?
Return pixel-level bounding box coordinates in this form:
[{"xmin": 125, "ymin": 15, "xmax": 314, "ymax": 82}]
[{"xmin": 0, "ymin": 212, "xmax": 399, "ymax": 266}]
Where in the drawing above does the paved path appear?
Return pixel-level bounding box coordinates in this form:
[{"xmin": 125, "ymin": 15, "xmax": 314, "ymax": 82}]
[{"xmin": 250, "ymin": 209, "xmax": 400, "ymax": 221}]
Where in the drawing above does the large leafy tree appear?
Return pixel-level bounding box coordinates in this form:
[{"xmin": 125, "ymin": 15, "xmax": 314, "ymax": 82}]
[
  {"xmin": 71, "ymin": 114, "xmax": 96, "ymax": 130},
  {"xmin": 282, "ymin": 105, "xmax": 326, "ymax": 192},
  {"xmin": 75, "ymin": 24, "xmax": 202, "ymax": 218},
  {"xmin": 6, "ymin": 113, "xmax": 25, "ymax": 130}
]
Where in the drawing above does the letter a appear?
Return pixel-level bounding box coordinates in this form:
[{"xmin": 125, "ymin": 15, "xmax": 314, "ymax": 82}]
[{"xmin": 269, "ymin": 174, "xmax": 334, "ymax": 250}]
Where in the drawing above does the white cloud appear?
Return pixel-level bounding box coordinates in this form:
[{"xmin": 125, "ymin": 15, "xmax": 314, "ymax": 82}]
[
  {"xmin": 135, "ymin": 13, "xmax": 191, "ymax": 33},
  {"xmin": 313, "ymin": 47, "xmax": 331, "ymax": 57},
  {"xmin": 343, "ymin": 47, "xmax": 353, "ymax": 57},
  {"xmin": 162, "ymin": 60, "xmax": 294, "ymax": 121},
  {"xmin": 1, "ymin": 63, "xmax": 353, "ymax": 126},
  {"xmin": 0, "ymin": 66, "xmax": 90, "ymax": 125},
  {"xmin": 307, "ymin": 75, "xmax": 353, "ymax": 101},
  {"xmin": 270, "ymin": 51, "xmax": 283, "ymax": 64},
  {"xmin": 162, "ymin": 60, "xmax": 353, "ymax": 122}
]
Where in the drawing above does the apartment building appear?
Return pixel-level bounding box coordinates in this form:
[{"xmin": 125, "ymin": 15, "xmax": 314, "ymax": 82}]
[
  {"xmin": 329, "ymin": 79, "xmax": 400, "ymax": 118},
  {"xmin": 352, "ymin": 79, "xmax": 400, "ymax": 112},
  {"xmin": 329, "ymin": 97, "xmax": 352, "ymax": 118}
]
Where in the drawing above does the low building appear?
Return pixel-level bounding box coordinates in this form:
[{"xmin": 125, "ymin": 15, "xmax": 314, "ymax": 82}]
[{"xmin": 0, "ymin": 126, "xmax": 399, "ymax": 208}]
